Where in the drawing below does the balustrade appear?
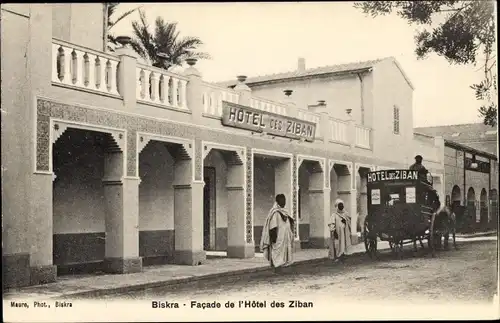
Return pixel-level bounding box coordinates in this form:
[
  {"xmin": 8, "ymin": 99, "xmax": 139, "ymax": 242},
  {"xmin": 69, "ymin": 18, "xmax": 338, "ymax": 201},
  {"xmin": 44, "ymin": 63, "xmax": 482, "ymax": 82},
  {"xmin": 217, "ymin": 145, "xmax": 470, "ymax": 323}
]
[
  {"xmin": 136, "ymin": 64, "xmax": 188, "ymax": 110},
  {"xmin": 49, "ymin": 39, "xmax": 379, "ymax": 150},
  {"xmin": 297, "ymin": 109, "xmax": 322, "ymax": 138},
  {"xmin": 202, "ymin": 84, "xmax": 240, "ymax": 117},
  {"xmin": 52, "ymin": 40, "xmax": 120, "ymax": 96},
  {"xmin": 250, "ymin": 97, "xmax": 288, "ymax": 116},
  {"xmin": 355, "ymin": 125, "xmax": 371, "ymax": 149},
  {"xmin": 329, "ymin": 118, "xmax": 348, "ymax": 144}
]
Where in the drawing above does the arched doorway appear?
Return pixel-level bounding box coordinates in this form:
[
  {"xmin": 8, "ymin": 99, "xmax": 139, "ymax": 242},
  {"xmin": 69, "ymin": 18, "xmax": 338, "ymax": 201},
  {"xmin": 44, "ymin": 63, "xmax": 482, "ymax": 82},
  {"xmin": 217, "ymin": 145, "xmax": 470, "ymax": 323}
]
[
  {"xmin": 467, "ymin": 187, "xmax": 476, "ymax": 231},
  {"xmin": 480, "ymin": 189, "xmax": 488, "ymax": 228},
  {"xmin": 451, "ymin": 185, "xmax": 461, "ymax": 208}
]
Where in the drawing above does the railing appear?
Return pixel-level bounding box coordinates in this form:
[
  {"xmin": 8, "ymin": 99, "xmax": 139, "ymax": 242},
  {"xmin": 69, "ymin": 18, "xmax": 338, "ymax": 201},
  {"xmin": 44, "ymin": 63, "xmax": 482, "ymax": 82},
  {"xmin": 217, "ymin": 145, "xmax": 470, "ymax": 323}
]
[
  {"xmin": 297, "ymin": 109, "xmax": 322, "ymax": 138},
  {"xmin": 250, "ymin": 97, "xmax": 289, "ymax": 116},
  {"xmin": 51, "ymin": 39, "xmax": 120, "ymax": 96},
  {"xmin": 329, "ymin": 117, "xmax": 348, "ymax": 143},
  {"xmin": 355, "ymin": 125, "xmax": 371, "ymax": 149},
  {"xmin": 202, "ymin": 83, "xmax": 240, "ymax": 117},
  {"xmin": 136, "ymin": 64, "xmax": 189, "ymax": 110},
  {"xmin": 49, "ymin": 39, "xmax": 378, "ymax": 150}
]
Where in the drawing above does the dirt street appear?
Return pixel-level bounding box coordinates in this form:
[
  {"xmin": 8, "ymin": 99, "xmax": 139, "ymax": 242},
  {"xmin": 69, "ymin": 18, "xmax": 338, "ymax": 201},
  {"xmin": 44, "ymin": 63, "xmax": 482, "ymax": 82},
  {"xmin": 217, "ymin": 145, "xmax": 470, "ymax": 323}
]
[{"xmin": 101, "ymin": 240, "xmax": 498, "ymax": 304}]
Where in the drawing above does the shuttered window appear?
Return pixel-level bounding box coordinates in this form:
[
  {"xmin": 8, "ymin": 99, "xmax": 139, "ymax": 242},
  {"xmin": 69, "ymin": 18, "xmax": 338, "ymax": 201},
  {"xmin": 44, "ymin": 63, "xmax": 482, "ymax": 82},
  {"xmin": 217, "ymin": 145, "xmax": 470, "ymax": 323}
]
[{"xmin": 393, "ymin": 106, "xmax": 400, "ymax": 134}]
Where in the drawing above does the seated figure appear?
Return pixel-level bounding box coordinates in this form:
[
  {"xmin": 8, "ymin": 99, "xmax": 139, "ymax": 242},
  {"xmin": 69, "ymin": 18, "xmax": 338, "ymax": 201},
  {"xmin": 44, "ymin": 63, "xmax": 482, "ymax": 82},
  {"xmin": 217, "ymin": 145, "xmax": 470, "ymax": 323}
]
[{"xmin": 410, "ymin": 155, "xmax": 430, "ymax": 184}]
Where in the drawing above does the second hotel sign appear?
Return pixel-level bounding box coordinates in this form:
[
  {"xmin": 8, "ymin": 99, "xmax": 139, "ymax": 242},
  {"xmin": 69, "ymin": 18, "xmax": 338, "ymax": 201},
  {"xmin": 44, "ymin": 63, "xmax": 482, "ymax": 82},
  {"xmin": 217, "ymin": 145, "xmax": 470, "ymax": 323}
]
[{"xmin": 221, "ymin": 102, "xmax": 316, "ymax": 142}]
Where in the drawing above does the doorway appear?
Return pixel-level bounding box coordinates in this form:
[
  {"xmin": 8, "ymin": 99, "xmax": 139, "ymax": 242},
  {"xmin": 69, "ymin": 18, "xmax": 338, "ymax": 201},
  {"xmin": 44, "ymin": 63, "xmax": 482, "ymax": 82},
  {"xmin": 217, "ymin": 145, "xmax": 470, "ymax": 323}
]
[{"xmin": 203, "ymin": 167, "xmax": 216, "ymax": 251}]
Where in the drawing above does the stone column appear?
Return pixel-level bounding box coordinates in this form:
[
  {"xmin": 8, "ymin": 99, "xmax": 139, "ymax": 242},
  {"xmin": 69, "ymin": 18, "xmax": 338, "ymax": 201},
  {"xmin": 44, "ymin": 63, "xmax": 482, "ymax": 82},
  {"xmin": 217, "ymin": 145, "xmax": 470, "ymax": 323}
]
[
  {"xmin": 234, "ymin": 75, "xmax": 252, "ymax": 107},
  {"xmin": 319, "ymin": 111, "xmax": 330, "ymax": 146},
  {"xmin": 103, "ymin": 150, "xmax": 142, "ymax": 273},
  {"xmin": 173, "ymin": 156, "xmax": 206, "ymax": 265},
  {"xmin": 308, "ymin": 169, "xmax": 329, "ymax": 248},
  {"xmin": 115, "ymin": 45, "xmax": 138, "ymax": 108},
  {"xmin": 275, "ymin": 158, "xmax": 299, "ymax": 248},
  {"xmin": 28, "ymin": 4, "xmax": 57, "ymax": 286},
  {"xmin": 184, "ymin": 60, "xmax": 204, "ymax": 123},
  {"xmin": 226, "ymin": 160, "xmax": 254, "ymax": 258},
  {"xmin": 350, "ymin": 188, "xmax": 359, "ymax": 244},
  {"xmin": 348, "ymin": 117, "xmax": 356, "ymax": 149},
  {"xmin": 28, "ymin": 173, "xmax": 57, "ymax": 285}
]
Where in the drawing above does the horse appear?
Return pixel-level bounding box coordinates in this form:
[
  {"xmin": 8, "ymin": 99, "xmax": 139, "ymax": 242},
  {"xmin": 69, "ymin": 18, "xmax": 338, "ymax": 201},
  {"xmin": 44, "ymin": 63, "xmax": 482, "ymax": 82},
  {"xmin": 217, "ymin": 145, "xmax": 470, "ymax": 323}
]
[{"xmin": 430, "ymin": 205, "xmax": 458, "ymax": 255}]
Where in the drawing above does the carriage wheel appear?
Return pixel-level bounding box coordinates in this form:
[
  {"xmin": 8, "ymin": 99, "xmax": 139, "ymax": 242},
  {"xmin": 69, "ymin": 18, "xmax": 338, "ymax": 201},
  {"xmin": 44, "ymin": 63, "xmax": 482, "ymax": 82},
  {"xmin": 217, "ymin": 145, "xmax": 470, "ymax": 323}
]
[{"xmin": 428, "ymin": 212, "xmax": 437, "ymax": 258}]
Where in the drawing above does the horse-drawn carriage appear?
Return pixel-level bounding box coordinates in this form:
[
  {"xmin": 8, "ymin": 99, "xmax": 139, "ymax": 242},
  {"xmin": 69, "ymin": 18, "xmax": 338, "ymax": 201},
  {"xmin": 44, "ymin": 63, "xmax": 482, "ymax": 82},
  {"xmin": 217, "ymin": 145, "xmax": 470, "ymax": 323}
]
[{"xmin": 363, "ymin": 169, "xmax": 457, "ymax": 259}]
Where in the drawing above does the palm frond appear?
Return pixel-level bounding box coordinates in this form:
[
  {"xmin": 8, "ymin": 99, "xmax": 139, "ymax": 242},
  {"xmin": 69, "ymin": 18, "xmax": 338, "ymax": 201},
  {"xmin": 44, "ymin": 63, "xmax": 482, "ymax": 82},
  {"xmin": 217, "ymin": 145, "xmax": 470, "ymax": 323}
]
[
  {"xmin": 109, "ymin": 6, "xmax": 141, "ymax": 30},
  {"xmin": 129, "ymin": 39, "xmax": 148, "ymax": 62},
  {"xmin": 126, "ymin": 9, "xmax": 210, "ymax": 70},
  {"xmin": 131, "ymin": 10, "xmax": 157, "ymax": 62},
  {"xmin": 106, "ymin": 3, "xmax": 119, "ymax": 21}
]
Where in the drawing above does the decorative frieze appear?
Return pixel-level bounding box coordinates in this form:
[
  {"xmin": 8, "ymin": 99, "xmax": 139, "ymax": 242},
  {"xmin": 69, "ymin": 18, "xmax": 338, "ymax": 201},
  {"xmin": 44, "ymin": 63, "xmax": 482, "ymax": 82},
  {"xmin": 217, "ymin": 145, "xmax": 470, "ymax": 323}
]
[
  {"xmin": 246, "ymin": 146, "xmax": 253, "ymax": 243},
  {"xmin": 36, "ymin": 98, "xmax": 385, "ymax": 181}
]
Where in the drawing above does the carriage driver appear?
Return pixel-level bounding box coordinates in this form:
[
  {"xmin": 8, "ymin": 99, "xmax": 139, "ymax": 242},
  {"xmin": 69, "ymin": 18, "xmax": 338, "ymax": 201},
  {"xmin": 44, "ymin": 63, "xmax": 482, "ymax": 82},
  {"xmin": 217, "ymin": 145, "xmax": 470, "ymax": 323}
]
[{"xmin": 409, "ymin": 155, "xmax": 429, "ymax": 183}]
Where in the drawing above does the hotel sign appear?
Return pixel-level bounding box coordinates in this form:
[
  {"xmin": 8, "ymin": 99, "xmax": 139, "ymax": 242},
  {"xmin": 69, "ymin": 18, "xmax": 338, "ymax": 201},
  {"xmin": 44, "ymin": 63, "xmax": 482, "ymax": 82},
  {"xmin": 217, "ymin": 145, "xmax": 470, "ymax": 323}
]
[
  {"xmin": 367, "ymin": 170, "xmax": 419, "ymax": 183},
  {"xmin": 221, "ymin": 102, "xmax": 316, "ymax": 142}
]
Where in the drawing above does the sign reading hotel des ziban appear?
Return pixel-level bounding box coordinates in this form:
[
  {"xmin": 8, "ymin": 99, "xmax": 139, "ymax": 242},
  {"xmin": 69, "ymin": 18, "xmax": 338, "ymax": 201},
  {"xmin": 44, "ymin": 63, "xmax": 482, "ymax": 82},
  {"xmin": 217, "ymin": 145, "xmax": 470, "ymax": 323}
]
[{"xmin": 221, "ymin": 101, "xmax": 316, "ymax": 142}]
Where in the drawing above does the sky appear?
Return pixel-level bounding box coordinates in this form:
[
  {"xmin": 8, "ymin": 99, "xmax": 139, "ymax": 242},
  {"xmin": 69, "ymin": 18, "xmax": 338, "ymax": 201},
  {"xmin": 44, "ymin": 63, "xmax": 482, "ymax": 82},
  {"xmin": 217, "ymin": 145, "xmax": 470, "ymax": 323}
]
[{"xmin": 111, "ymin": 2, "xmax": 496, "ymax": 128}]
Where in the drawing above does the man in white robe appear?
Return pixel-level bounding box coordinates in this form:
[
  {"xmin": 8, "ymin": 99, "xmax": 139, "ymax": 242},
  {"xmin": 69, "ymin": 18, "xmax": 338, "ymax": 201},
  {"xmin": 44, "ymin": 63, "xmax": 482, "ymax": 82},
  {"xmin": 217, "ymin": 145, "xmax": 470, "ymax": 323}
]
[
  {"xmin": 328, "ymin": 198, "xmax": 352, "ymax": 261},
  {"xmin": 260, "ymin": 194, "xmax": 295, "ymax": 272}
]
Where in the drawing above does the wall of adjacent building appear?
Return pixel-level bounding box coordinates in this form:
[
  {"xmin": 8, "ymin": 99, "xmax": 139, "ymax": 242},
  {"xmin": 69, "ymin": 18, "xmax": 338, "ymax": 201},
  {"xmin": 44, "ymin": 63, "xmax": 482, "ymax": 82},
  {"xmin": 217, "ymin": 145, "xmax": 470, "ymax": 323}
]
[
  {"xmin": 249, "ymin": 74, "xmax": 364, "ymax": 124},
  {"xmin": 1, "ymin": 4, "xmax": 35, "ymax": 263},
  {"xmin": 52, "ymin": 3, "xmax": 104, "ymax": 52},
  {"xmin": 443, "ymin": 144, "xmax": 498, "ymax": 230},
  {"xmin": 371, "ymin": 58, "xmax": 415, "ymax": 168}
]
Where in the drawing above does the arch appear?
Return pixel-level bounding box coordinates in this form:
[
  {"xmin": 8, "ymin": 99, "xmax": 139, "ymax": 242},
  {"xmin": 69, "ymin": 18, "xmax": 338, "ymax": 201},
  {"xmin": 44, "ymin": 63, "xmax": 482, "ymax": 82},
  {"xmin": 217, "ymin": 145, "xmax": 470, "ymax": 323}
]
[
  {"xmin": 451, "ymin": 185, "xmax": 461, "ymax": 201},
  {"xmin": 467, "ymin": 187, "xmax": 475, "ymax": 202},
  {"xmin": 451, "ymin": 185, "xmax": 461, "ymax": 207}
]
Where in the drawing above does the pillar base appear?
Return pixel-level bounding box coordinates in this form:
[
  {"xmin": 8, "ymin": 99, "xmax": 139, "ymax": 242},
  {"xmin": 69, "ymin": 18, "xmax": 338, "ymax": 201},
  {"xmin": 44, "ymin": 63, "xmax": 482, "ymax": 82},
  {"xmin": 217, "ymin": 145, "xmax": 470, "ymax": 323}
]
[
  {"xmin": 174, "ymin": 250, "xmax": 206, "ymax": 266},
  {"xmin": 104, "ymin": 257, "xmax": 142, "ymax": 274},
  {"xmin": 308, "ymin": 237, "xmax": 328, "ymax": 249},
  {"xmin": 30, "ymin": 265, "xmax": 57, "ymax": 286},
  {"xmin": 227, "ymin": 245, "xmax": 255, "ymax": 258},
  {"xmin": 2, "ymin": 253, "xmax": 31, "ymax": 289}
]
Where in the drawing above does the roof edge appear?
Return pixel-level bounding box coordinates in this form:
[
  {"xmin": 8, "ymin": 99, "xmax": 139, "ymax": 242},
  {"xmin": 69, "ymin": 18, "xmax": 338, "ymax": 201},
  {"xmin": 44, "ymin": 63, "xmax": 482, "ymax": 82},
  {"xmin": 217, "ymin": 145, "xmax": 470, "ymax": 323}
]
[
  {"xmin": 213, "ymin": 57, "xmax": 389, "ymax": 88},
  {"xmin": 388, "ymin": 57, "xmax": 415, "ymax": 91},
  {"xmin": 444, "ymin": 139, "xmax": 498, "ymax": 161},
  {"xmin": 241, "ymin": 67, "xmax": 374, "ymax": 87}
]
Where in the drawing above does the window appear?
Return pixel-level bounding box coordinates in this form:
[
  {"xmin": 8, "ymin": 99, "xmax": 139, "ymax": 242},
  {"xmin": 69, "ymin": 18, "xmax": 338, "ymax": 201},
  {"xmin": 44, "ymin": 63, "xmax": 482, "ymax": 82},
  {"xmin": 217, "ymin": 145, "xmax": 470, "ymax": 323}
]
[{"xmin": 393, "ymin": 106, "xmax": 400, "ymax": 134}]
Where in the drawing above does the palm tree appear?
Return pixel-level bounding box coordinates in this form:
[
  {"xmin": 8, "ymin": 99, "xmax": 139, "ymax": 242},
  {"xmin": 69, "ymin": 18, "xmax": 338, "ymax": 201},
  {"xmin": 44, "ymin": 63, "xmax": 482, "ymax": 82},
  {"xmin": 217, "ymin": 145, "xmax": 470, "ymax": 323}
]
[
  {"xmin": 130, "ymin": 9, "xmax": 211, "ymax": 70},
  {"xmin": 105, "ymin": 3, "xmax": 141, "ymax": 51}
]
